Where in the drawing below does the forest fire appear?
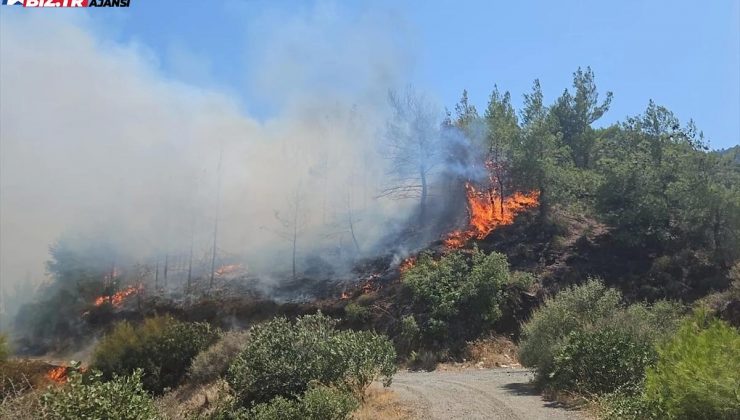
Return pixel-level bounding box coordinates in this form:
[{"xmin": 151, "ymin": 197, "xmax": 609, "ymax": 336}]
[
  {"xmin": 399, "ymin": 256, "xmax": 416, "ymax": 273},
  {"xmin": 93, "ymin": 285, "xmax": 139, "ymax": 307},
  {"xmin": 445, "ymin": 182, "xmax": 539, "ymax": 249},
  {"xmin": 214, "ymin": 264, "xmax": 245, "ymax": 277},
  {"xmin": 46, "ymin": 366, "xmax": 67, "ymax": 384},
  {"xmin": 340, "ymin": 274, "xmax": 382, "ymax": 299}
]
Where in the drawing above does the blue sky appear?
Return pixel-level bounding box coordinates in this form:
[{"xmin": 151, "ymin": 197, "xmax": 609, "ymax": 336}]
[{"xmin": 4, "ymin": 0, "xmax": 740, "ymax": 148}]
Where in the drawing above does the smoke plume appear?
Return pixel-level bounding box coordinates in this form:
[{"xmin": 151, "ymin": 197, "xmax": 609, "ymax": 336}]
[{"xmin": 0, "ymin": 7, "xmax": 438, "ymax": 317}]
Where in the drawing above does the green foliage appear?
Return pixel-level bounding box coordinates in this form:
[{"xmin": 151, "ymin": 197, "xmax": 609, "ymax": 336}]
[
  {"xmin": 41, "ymin": 369, "xmax": 159, "ymax": 420},
  {"xmin": 599, "ymin": 390, "xmax": 660, "ymax": 420},
  {"xmin": 550, "ymin": 66, "xmax": 613, "ymax": 169},
  {"xmin": 189, "ymin": 331, "xmax": 250, "ymax": 385},
  {"xmin": 298, "ymin": 385, "xmax": 359, "ymax": 420},
  {"xmin": 550, "ymin": 327, "xmax": 656, "ymax": 394},
  {"xmin": 519, "ymin": 280, "xmax": 684, "ymax": 389},
  {"xmin": 0, "ymin": 334, "xmax": 9, "ymax": 361},
  {"xmin": 244, "ymin": 386, "xmax": 358, "ymax": 420},
  {"xmin": 92, "ymin": 316, "xmax": 219, "ymax": 394},
  {"xmin": 227, "ymin": 313, "xmax": 395, "ymax": 407},
  {"xmin": 402, "ymin": 248, "xmax": 510, "ymax": 346},
  {"xmin": 480, "ymin": 69, "xmax": 740, "ymax": 302},
  {"xmin": 343, "ymin": 302, "xmax": 371, "ymax": 324},
  {"xmin": 518, "ymin": 279, "xmax": 622, "ymax": 380},
  {"xmin": 397, "ymin": 315, "xmax": 420, "ymax": 354},
  {"xmin": 644, "ymin": 314, "xmax": 740, "ymax": 419}
]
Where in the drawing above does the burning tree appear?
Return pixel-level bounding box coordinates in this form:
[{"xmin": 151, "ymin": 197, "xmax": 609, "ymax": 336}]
[
  {"xmin": 380, "ymin": 87, "xmax": 445, "ymax": 225},
  {"xmin": 484, "ymin": 86, "xmax": 520, "ymax": 220}
]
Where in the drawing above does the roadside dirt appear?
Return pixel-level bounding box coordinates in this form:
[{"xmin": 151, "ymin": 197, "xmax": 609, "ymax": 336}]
[{"xmin": 391, "ymin": 368, "xmax": 586, "ymax": 420}]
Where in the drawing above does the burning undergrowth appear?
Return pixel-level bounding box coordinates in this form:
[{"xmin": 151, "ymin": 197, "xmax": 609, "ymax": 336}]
[
  {"xmin": 445, "ymin": 183, "xmax": 540, "ymax": 249},
  {"xmin": 10, "ymin": 173, "xmax": 541, "ymax": 356}
]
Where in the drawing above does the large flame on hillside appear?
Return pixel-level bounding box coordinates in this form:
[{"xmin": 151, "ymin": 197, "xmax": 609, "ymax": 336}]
[
  {"xmin": 445, "ymin": 182, "xmax": 539, "ymax": 248},
  {"xmin": 93, "ymin": 285, "xmax": 140, "ymax": 307}
]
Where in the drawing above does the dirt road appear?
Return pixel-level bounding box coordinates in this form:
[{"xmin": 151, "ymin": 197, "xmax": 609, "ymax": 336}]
[{"xmin": 391, "ymin": 368, "xmax": 585, "ymax": 420}]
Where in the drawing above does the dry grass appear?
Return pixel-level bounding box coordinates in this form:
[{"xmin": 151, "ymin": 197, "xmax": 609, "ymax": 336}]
[
  {"xmin": 156, "ymin": 379, "xmax": 232, "ymax": 419},
  {"xmin": 542, "ymin": 388, "xmax": 598, "ymax": 418},
  {"xmin": 353, "ymin": 385, "xmax": 417, "ymax": 420},
  {"xmin": 437, "ymin": 335, "xmax": 519, "ymax": 371},
  {"xmin": 1, "ymin": 359, "xmax": 61, "ymax": 400},
  {"xmin": 465, "ymin": 335, "xmax": 519, "ymax": 368},
  {"xmin": 0, "ymin": 389, "xmax": 44, "ymax": 420}
]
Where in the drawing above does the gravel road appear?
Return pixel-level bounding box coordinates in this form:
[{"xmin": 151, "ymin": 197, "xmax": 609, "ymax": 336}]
[{"xmin": 391, "ymin": 368, "xmax": 585, "ymax": 420}]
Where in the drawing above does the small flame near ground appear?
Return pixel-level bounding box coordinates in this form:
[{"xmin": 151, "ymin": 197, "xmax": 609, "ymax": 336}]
[
  {"xmin": 445, "ymin": 182, "xmax": 539, "ymax": 249},
  {"xmin": 399, "ymin": 256, "xmax": 416, "ymax": 273},
  {"xmin": 341, "ymin": 274, "xmax": 382, "ymax": 299},
  {"xmin": 46, "ymin": 366, "xmax": 67, "ymax": 384},
  {"xmin": 93, "ymin": 285, "xmax": 140, "ymax": 307},
  {"xmin": 214, "ymin": 264, "xmax": 245, "ymax": 278}
]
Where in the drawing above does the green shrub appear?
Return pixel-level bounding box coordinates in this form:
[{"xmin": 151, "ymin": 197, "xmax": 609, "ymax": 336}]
[
  {"xmin": 227, "ymin": 313, "xmax": 395, "ymax": 406},
  {"xmin": 41, "ymin": 369, "xmax": 159, "ymax": 420},
  {"xmin": 518, "ymin": 279, "xmax": 622, "ymax": 381},
  {"xmin": 599, "ymin": 390, "xmax": 660, "ymax": 420},
  {"xmin": 610, "ymin": 300, "xmax": 685, "ymax": 345},
  {"xmin": 519, "ymin": 280, "xmax": 684, "ymax": 389},
  {"xmin": 334, "ymin": 330, "xmax": 396, "ymax": 397},
  {"xmin": 344, "ymin": 302, "xmax": 371, "ymax": 324},
  {"xmin": 402, "ymin": 249, "xmax": 510, "ymax": 346},
  {"xmin": 0, "ymin": 334, "xmax": 9, "ymax": 361},
  {"xmin": 550, "ymin": 327, "xmax": 656, "ymax": 394},
  {"xmin": 299, "ymin": 385, "xmax": 359, "ymax": 419},
  {"xmin": 397, "ymin": 315, "xmax": 420, "ymax": 354},
  {"xmin": 189, "ymin": 331, "xmax": 249, "ymax": 385},
  {"xmin": 245, "ymin": 386, "xmax": 358, "ymax": 420},
  {"xmin": 92, "ymin": 316, "xmax": 219, "ymax": 394},
  {"xmin": 644, "ymin": 314, "xmax": 740, "ymax": 419}
]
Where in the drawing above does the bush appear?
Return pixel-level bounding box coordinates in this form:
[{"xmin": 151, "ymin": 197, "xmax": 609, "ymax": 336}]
[
  {"xmin": 518, "ymin": 279, "xmax": 622, "ymax": 381},
  {"xmin": 402, "ymin": 249, "xmax": 510, "ymax": 346},
  {"xmin": 334, "ymin": 330, "xmax": 396, "ymax": 397},
  {"xmin": 644, "ymin": 314, "xmax": 740, "ymax": 419},
  {"xmin": 1, "ymin": 359, "xmax": 57, "ymax": 400},
  {"xmin": 92, "ymin": 316, "xmax": 219, "ymax": 394},
  {"xmin": 519, "ymin": 280, "xmax": 684, "ymax": 389},
  {"xmin": 0, "ymin": 334, "xmax": 9, "ymax": 361},
  {"xmin": 599, "ymin": 390, "xmax": 660, "ymax": 420},
  {"xmin": 396, "ymin": 315, "xmax": 420, "ymax": 355},
  {"xmin": 41, "ymin": 369, "xmax": 159, "ymax": 420},
  {"xmin": 550, "ymin": 327, "xmax": 656, "ymax": 394},
  {"xmin": 227, "ymin": 313, "xmax": 395, "ymax": 407},
  {"xmin": 298, "ymin": 385, "xmax": 359, "ymax": 420},
  {"xmin": 189, "ymin": 331, "xmax": 249, "ymax": 385},
  {"xmin": 242, "ymin": 386, "xmax": 358, "ymax": 420},
  {"xmin": 344, "ymin": 302, "xmax": 371, "ymax": 324}
]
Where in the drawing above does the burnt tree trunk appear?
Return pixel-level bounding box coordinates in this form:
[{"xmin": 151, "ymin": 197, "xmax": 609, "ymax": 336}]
[{"xmin": 419, "ymin": 165, "xmax": 428, "ymax": 226}]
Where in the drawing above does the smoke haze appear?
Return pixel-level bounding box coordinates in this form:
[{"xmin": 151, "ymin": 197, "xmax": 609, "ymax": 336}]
[{"xmin": 0, "ymin": 7, "xmax": 437, "ymax": 316}]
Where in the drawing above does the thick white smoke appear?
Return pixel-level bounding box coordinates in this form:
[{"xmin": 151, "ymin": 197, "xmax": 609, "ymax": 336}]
[{"xmin": 0, "ymin": 7, "xmax": 429, "ymax": 316}]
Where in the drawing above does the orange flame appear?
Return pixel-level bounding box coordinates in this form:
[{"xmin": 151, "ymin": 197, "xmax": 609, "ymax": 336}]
[
  {"xmin": 445, "ymin": 183, "xmax": 539, "ymax": 248},
  {"xmin": 399, "ymin": 257, "xmax": 416, "ymax": 273},
  {"xmin": 214, "ymin": 264, "xmax": 244, "ymax": 277},
  {"xmin": 94, "ymin": 286, "xmax": 139, "ymax": 307},
  {"xmin": 46, "ymin": 366, "xmax": 67, "ymax": 384}
]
